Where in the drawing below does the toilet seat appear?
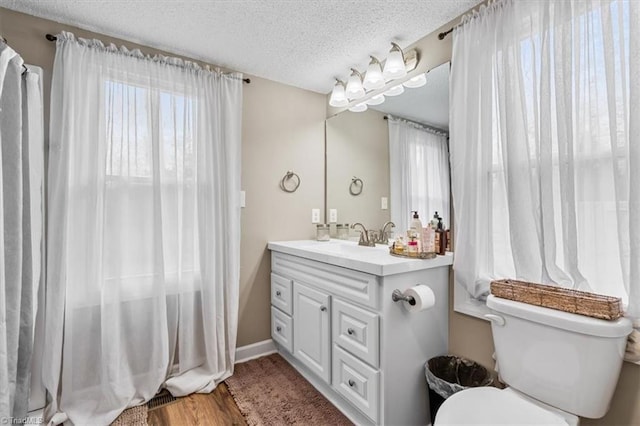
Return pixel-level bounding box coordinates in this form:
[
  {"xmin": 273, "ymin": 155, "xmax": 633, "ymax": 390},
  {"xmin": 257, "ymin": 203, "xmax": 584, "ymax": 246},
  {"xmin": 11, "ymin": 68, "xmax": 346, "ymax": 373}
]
[{"xmin": 435, "ymin": 387, "xmax": 576, "ymax": 425}]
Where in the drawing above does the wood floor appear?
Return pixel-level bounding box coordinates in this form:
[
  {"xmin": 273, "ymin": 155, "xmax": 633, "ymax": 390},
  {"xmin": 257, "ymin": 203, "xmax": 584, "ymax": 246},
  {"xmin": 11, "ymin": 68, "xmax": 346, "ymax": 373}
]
[{"xmin": 147, "ymin": 383, "xmax": 246, "ymax": 426}]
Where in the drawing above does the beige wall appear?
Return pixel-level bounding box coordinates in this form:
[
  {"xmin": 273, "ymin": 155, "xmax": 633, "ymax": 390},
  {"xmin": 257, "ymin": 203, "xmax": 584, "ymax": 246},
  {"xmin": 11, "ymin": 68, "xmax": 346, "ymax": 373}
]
[
  {"xmin": 240, "ymin": 79, "xmax": 325, "ymax": 346},
  {"xmin": 0, "ymin": 7, "xmax": 326, "ymax": 349},
  {"xmin": 326, "ymin": 108, "xmax": 389, "ymax": 236}
]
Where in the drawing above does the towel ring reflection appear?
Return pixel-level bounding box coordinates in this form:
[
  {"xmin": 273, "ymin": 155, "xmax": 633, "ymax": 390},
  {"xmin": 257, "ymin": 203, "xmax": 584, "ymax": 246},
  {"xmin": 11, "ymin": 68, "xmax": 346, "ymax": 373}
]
[
  {"xmin": 349, "ymin": 177, "xmax": 363, "ymax": 196},
  {"xmin": 280, "ymin": 170, "xmax": 301, "ymax": 193}
]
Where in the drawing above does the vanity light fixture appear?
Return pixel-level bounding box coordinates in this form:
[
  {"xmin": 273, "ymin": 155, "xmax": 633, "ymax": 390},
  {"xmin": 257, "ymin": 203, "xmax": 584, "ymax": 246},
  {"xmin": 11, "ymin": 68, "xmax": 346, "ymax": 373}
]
[
  {"xmin": 403, "ymin": 73, "xmax": 427, "ymax": 88},
  {"xmin": 363, "ymin": 56, "xmax": 385, "ymax": 90},
  {"xmin": 331, "ymin": 41, "xmax": 422, "ymax": 112},
  {"xmin": 348, "ymin": 102, "xmax": 368, "ymax": 112},
  {"xmin": 346, "ymin": 68, "xmax": 365, "ymax": 100},
  {"xmin": 365, "ymin": 94, "xmax": 385, "ymax": 106},
  {"xmin": 382, "ymin": 42, "xmax": 407, "ymax": 80},
  {"xmin": 384, "ymin": 84, "xmax": 405, "ymax": 97},
  {"xmin": 329, "ymin": 79, "xmax": 349, "ymax": 107}
]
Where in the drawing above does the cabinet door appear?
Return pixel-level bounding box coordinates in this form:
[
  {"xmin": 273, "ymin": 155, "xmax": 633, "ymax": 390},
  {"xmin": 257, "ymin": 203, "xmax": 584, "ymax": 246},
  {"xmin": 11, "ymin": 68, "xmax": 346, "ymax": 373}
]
[{"xmin": 293, "ymin": 282, "xmax": 331, "ymax": 383}]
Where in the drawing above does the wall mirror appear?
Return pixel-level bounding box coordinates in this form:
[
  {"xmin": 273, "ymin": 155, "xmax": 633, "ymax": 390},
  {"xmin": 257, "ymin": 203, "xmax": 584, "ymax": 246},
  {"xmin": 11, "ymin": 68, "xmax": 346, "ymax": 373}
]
[{"xmin": 325, "ymin": 61, "xmax": 451, "ymax": 239}]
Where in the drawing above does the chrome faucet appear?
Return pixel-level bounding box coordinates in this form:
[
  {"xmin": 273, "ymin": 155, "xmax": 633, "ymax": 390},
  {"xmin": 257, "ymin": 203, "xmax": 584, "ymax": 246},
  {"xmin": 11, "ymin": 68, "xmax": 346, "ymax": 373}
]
[
  {"xmin": 380, "ymin": 221, "xmax": 396, "ymax": 244},
  {"xmin": 351, "ymin": 223, "xmax": 375, "ymax": 247}
]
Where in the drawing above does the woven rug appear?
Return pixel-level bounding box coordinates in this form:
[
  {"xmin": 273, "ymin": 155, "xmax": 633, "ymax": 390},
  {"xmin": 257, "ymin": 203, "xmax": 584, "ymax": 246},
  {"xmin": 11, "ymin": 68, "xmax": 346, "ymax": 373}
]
[
  {"xmin": 111, "ymin": 405, "xmax": 148, "ymax": 426},
  {"xmin": 225, "ymin": 354, "xmax": 352, "ymax": 426}
]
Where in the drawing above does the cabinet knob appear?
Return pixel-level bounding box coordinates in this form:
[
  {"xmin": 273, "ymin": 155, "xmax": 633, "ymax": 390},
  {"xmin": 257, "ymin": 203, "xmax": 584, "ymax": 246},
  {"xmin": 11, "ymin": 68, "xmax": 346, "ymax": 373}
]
[
  {"xmin": 320, "ymin": 306, "xmax": 327, "ymax": 312},
  {"xmin": 276, "ymin": 290, "xmax": 281, "ymax": 296},
  {"xmin": 276, "ymin": 326, "xmax": 282, "ymax": 332},
  {"xmin": 347, "ymin": 328, "xmax": 354, "ymax": 335},
  {"xmin": 348, "ymin": 379, "xmax": 355, "ymax": 387}
]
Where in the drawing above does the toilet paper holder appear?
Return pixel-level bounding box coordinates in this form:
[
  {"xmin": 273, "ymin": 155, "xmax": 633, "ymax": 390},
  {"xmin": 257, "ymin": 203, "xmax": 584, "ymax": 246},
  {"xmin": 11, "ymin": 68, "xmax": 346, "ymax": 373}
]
[{"xmin": 392, "ymin": 289, "xmax": 416, "ymax": 306}]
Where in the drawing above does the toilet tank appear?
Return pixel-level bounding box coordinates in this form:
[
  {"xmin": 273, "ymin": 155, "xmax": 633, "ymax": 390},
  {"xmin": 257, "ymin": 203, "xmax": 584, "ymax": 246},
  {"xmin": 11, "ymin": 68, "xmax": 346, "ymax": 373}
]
[{"xmin": 486, "ymin": 295, "xmax": 632, "ymax": 419}]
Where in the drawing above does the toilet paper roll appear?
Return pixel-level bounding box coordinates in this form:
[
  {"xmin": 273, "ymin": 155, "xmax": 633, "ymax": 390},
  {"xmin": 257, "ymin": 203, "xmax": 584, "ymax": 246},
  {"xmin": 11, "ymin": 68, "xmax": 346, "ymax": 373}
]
[{"xmin": 403, "ymin": 285, "xmax": 436, "ymax": 312}]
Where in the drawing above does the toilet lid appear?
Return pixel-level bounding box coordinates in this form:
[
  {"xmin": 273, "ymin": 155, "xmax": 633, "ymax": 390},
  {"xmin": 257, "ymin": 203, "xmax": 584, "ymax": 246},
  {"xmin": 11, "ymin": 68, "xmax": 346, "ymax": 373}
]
[{"xmin": 435, "ymin": 387, "xmax": 569, "ymax": 425}]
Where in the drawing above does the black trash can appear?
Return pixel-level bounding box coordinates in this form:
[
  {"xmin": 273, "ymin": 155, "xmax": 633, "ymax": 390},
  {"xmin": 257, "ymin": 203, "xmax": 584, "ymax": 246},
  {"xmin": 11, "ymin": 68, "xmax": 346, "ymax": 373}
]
[{"xmin": 425, "ymin": 355, "xmax": 494, "ymax": 423}]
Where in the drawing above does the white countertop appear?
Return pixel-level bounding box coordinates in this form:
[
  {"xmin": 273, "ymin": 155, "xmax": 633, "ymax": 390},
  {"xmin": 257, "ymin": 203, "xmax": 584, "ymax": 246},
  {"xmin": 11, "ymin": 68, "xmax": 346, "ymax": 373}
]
[{"xmin": 267, "ymin": 239, "xmax": 454, "ymax": 276}]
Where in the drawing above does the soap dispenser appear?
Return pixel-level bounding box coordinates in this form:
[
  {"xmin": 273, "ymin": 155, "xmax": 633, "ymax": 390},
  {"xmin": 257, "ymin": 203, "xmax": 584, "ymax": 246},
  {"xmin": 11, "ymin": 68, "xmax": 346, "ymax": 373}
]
[{"xmin": 410, "ymin": 211, "xmax": 423, "ymax": 251}]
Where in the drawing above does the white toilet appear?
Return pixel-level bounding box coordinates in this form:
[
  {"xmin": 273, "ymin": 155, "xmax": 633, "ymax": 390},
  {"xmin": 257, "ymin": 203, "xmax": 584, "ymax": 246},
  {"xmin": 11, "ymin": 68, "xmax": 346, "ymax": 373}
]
[{"xmin": 435, "ymin": 294, "xmax": 632, "ymax": 425}]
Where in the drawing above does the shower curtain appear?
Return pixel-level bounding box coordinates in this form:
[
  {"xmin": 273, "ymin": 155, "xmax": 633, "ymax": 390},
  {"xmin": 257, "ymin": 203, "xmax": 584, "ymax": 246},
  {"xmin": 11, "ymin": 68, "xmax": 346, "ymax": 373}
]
[
  {"xmin": 43, "ymin": 32, "xmax": 242, "ymax": 424},
  {"xmin": 0, "ymin": 42, "xmax": 45, "ymax": 419}
]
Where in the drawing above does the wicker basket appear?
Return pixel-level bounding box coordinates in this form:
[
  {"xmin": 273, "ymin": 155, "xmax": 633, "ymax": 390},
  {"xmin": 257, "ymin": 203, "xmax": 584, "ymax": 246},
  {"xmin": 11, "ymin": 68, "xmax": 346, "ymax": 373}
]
[{"xmin": 490, "ymin": 279, "xmax": 623, "ymax": 320}]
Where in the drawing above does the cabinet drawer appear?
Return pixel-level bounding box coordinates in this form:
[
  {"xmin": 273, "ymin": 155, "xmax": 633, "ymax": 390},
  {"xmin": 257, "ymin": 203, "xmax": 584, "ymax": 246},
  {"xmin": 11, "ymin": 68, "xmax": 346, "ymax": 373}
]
[
  {"xmin": 333, "ymin": 298, "xmax": 379, "ymax": 368},
  {"xmin": 272, "ymin": 252, "xmax": 379, "ymax": 309},
  {"xmin": 271, "ymin": 273, "xmax": 293, "ymax": 316},
  {"xmin": 332, "ymin": 345, "xmax": 379, "ymax": 422},
  {"xmin": 271, "ymin": 307, "xmax": 293, "ymax": 353}
]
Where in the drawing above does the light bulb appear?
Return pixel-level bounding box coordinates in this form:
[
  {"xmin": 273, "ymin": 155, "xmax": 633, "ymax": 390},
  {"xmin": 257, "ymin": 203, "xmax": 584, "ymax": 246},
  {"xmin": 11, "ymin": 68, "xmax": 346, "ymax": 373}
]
[
  {"xmin": 365, "ymin": 94, "xmax": 385, "ymax": 106},
  {"xmin": 345, "ymin": 68, "xmax": 365, "ymax": 100},
  {"xmin": 382, "ymin": 42, "xmax": 407, "ymax": 80},
  {"xmin": 348, "ymin": 102, "xmax": 368, "ymax": 112},
  {"xmin": 329, "ymin": 80, "xmax": 348, "ymax": 107},
  {"xmin": 403, "ymin": 73, "xmax": 427, "ymax": 88},
  {"xmin": 363, "ymin": 56, "xmax": 385, "ymax": 91},
  {"xmin": 384, "ymin": 84, "xmax": 405, "ymax": 97}
]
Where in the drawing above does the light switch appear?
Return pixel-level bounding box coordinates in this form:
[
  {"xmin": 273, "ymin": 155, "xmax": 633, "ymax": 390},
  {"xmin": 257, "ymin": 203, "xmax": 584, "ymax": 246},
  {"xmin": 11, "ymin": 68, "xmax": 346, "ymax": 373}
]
[
  {"xmin": 240, "ymin": 191, "xmax": 246, "ymax": 208},
  {"xmin": 381, "ymin": 197, "xmax": 388, "ymax": 210},
  {"xmin": 311, "ymin": 208, "xmax": 320, "ymax": 223},
  {"xmin": 329, "ymin": 209, "xmax": 338, "ymax": 223}
]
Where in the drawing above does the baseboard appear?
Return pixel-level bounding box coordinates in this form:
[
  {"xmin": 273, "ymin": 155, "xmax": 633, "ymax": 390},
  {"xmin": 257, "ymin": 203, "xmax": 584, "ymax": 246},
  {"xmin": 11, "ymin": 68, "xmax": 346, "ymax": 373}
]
[{"xmin": 235, "ymin": 339, "xmax": 277, "ymax": 364}]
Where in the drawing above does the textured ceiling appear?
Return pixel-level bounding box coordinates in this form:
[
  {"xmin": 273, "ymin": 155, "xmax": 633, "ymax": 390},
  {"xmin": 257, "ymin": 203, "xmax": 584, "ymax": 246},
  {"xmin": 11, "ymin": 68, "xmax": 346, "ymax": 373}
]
[
  {"xmin": 371, "ymin": 61, "xmax": 450, "ymax": 130},
  {"xmin": 0, "ymin": 0, "xmax": 481, "ymax": 93}
]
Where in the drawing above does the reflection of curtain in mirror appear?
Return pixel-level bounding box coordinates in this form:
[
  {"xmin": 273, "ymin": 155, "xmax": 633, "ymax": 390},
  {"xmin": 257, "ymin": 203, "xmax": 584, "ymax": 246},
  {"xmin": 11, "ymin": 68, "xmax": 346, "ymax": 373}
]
[
  {"xmin": 449, "ymin": 0, "xmax": 640, "ymax": 322},
  {"xmin": 44, "ymin": 32, "xmax": 242, "ymax": 425},
  {"xmin": 388, "ymin": 116, "xmax": 450, "ymax": 235}
]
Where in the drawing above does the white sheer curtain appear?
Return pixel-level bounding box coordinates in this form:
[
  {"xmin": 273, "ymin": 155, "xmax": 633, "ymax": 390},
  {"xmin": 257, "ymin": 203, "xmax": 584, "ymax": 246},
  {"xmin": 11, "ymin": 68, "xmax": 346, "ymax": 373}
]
[
  {"xmin": 43, "ymin": 32, "xmax": 242, "ymax": 425},
  {"xmin": 450, "ymin": 0, "xmax": 640, "ymax": 322},
  {"xmin": 388, "ymin": 116, "xmax": 450, "ymax": 234},
  {"xmin": 0, "ymin": 43, "xmax": 44, "ymax": 419}
]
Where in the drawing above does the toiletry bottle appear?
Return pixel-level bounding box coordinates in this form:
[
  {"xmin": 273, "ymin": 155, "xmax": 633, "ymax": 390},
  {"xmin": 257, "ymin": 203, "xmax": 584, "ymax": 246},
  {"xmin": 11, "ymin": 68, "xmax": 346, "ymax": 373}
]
[
  {"xmin": 407, "ymin": 237, "xmax": 418, "ymax": 257},
  {"xmin": 423, "ymin": 226, "xmax": 435, "ymax": 253},
  {"xmin": 410, "ymin": 211, "xmax": 423, "ymax": 251},
  {"xmin": 436, "ymin": 217, "xmax": 446, "ymax": 255},
  {"xmin": 431, "ymin": 212, "xmax": 440, "ymax": 229},
  {"xmin": 394, "ymin": 236, "xmax": 405, "ymax": 255}
]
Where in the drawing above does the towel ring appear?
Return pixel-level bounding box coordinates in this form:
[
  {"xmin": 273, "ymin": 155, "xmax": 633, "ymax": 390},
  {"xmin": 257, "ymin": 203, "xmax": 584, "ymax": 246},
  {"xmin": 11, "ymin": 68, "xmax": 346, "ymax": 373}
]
[
  {"xmin": 349, "ymin": 177, "xmax": 363, "ymax": 196},
  {"xmin": 280, "ymin": 171, "xmax": 301, "ymax": 193}
]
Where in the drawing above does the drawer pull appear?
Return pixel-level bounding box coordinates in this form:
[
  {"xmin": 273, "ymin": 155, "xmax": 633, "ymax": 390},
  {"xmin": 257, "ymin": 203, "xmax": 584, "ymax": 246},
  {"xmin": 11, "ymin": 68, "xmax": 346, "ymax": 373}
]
[
  {"xmin": 347, "ymin": 328, "xmax": 355, "ymax": 335},
  {"xmin": 276, "ymin": 290, "xmax": 282, "ymax": 296},
  {"xmin": 320, "ymin": 305, "xmax": 327, "ymax": 312},
  {"xmin": 348, "ymin": 379, "xmax": 355, "ymax": 387},
  {"xmin": 276, "ymin": 326, "xmax": 282, "ymax": 332}
]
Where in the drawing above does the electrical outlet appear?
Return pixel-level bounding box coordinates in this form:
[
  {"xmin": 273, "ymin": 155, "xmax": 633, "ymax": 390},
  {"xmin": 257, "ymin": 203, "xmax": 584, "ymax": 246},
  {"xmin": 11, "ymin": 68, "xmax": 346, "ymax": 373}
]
[
  {"xmin": 311, "ymin": 208, "xmax": 320, "ymax": 224},
  {"xmin": 329, "ymin": 209, "xmax": 338, "ymax": 223},
  {"xmin": 381, "ymin": 197, "xmax": 388, "ymax": 210}
]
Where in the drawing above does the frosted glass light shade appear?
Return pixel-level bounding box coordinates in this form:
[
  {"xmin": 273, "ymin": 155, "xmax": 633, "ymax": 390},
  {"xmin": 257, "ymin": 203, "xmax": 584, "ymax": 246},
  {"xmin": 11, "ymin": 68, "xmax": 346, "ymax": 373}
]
[
  {"xmin": 329, "ymin": 81, "xmax": 348, "ymax": 107},
  {"xmin": 363, "ymin": 57, "xmax": 385, "ymax": 91},
  {"xmin": 383, "ymin": 43, "xmax": 407, "ymax": 79},
  {"xmin": 365, "ymin": 94, "xmax": 385, "ymax": 106},
  {"xmin": 384, "ymin": 84, "xmax": 405, "ymax": 97},
  {"xmin": 403, "ymin": 73, "xmax": 427, "ymax": 88},
  {"xmin": 348, "ymin": 102, "xmax": 368, "ymax": 112},
  {"xmin": 346, "ymin": 69, "xmax": 365, "ymax": 100}
]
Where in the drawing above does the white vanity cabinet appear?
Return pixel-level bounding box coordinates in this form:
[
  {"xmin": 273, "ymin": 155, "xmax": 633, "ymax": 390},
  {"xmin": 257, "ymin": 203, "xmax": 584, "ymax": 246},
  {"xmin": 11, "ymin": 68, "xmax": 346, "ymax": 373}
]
[{"xmin": 268, "ymin": 240, "xmax": 453, "ymax": 426}]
